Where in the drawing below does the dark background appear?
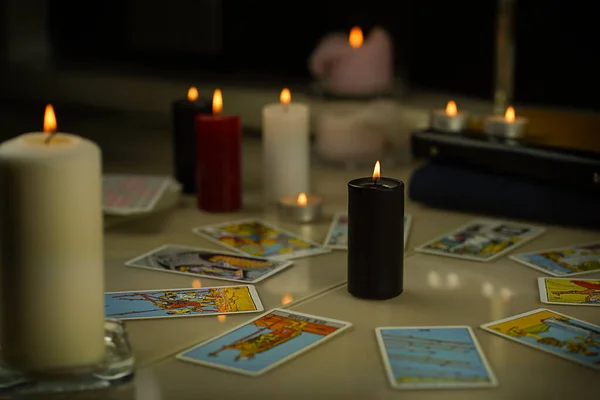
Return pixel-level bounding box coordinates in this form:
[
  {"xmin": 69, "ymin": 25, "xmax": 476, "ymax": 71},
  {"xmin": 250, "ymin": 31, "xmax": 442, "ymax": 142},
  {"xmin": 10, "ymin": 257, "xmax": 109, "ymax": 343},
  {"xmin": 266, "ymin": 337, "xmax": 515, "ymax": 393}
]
[{"xmin": 46, "ymin": 0, "xmax": 600, "ymax": 111}]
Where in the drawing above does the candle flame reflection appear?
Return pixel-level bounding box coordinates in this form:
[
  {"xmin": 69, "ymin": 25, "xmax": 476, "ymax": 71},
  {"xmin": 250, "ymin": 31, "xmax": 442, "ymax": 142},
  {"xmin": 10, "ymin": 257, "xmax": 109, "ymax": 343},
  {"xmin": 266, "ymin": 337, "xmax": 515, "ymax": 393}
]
[
  {"xmin": 213, "ymin": 89, "xmax": 223, "ymax": 115},
  {"xmin": 280, "ymin": 88, "xmax": 291, "ymax": 105},
  {"xmin": 43, "ymin": 104, "xmax": 57, "ymax": 133},
  {"xmin": 297, "ymin": 193, "xmax": 308, "ymax": 206},
  {"xmin": 187, "ymin": 86, "xmax": 199, "ymax": 102},
  {"xmin": 445, "ymin": 101, "xmax": 458, "ymax": 117},
  {"xmin": 282, "ymin": 294, "xmax": 293, "ymax": 305},
  {"xmin": 372, "ymin": 160, "xmax": 381, "ymax": 180},
  {"xmin": 192, "ymin": 279, "xmax": 202, "ymax": 288},
  {"xmin": 349, "ymin": 26, "xmax": 363, "ymax": 48},
  {"xmin": 217, "ymin": 315, "xmax": 226, "ymax": 323},
  {"xmin": 504, "ymin": 106, "xmax": 516, "ymax": 123}
]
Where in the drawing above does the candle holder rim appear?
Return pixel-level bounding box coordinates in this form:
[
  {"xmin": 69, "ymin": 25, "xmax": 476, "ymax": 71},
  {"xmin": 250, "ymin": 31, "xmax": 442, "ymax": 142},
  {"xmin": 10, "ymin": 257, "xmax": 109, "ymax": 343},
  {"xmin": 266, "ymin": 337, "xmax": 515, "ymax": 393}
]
[{"xmin": 348, "ymin": 176, "xmax": 404, "ymax": 188}]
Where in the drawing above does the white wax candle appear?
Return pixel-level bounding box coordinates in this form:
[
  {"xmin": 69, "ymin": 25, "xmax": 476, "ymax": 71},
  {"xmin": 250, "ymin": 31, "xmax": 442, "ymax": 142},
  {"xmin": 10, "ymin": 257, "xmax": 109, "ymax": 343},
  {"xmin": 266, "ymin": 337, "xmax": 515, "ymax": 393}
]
[
  {"xmin": 0, "ymin": 131, "xmax": 105, "ymax": 373},
  {"xmin": 262, "ymin": 89, "xmax": 310, "ymax": 202}
]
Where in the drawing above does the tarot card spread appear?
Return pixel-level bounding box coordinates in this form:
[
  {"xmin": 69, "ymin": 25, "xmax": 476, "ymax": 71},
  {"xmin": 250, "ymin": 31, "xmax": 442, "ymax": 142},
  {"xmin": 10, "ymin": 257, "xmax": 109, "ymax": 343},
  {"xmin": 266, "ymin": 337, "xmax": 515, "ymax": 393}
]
[
  {"xmin": 376, "ymin": 327, "xmax": 497, "ymax": 390},
  {"xmin": 481, "ymin": 308, "xmax": 600, "ymax": 371},
  {"xmin": 104, "ymin": 286, "xmax": 263, "ymax": 320},
  {"xmin": 538, "ymin": 278, "xmax": 600, "ymax": 306},
  {"xmin": 511, "ymin": 242, "xmax": 600, "ymax": 277},
  {"xmin": 415, "ymin": 219, "xmax": 545, "ymax": 261},
  {"xmin": 125, "ymin": 244, "xmax": 293, "ymax": 284},
  {"xmin": 323, "ymin": 213, "xmax": 412, "ymax": 250},
  {"xmin": 194, "ymin": 219, "xmax": 330, "ymax": 260},
  {"xmin": 177, "ymin": 309, "xmax": 351, "ymax": 376}
]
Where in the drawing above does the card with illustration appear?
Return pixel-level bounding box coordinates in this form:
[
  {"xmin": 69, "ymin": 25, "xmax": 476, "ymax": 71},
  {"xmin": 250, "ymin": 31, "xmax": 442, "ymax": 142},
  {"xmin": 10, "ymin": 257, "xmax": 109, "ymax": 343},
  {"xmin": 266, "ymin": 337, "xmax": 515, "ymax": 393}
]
[
  {"xmin": 125, "ymin": 244, "xmax": 293, "ymax": 284},
  {"xmin": 177, "ymin": 309, "xmax": 351, "ymax": 376},
  {"xmin": 323, "ymin": 213, "xmax": 412, "ymax": 250},
  {"xmin": 193, "ymin": 219, "xmax": 330, "ymax": 260},
  {"xmin": 415, "ymin": 219, "xmax": 545, "ymax": 261},
  {"xmin": 375, "ymin": 326, "xmax": 497, "ymax": 390},
  {"xmin": 538, "ymin": 278, "xmax": 600, "ymax": 306},
  {"xmin": 481, "ymin": 308, "xmax": 600, "ymax": 371},
  {"xmin": 104, "ymin": 285, "xmax": 263, "ymax": 320},
  {"xmin": 511, "ymin": 241, "xmax": 600, "ymax": 277}
]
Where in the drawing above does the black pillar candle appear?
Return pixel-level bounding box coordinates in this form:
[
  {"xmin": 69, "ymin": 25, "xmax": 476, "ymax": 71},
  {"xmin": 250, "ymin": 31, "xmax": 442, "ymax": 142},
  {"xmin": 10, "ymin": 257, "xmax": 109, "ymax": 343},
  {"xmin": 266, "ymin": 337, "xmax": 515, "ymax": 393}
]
[
  {"xmin": 171, "ymin": 87, "xmax": 212, "ymax": 194},
  {"xmin": 347, "ymin": 162, "xmax": 404, "ymax": 300}
]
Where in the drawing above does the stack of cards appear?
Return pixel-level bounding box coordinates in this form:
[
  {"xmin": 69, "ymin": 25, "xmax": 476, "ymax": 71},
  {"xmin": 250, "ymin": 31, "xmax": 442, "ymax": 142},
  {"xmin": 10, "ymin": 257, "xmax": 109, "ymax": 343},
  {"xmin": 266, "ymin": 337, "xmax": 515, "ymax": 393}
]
[
  {"xmin": 415, "ymin": 219, "xmax": 545, "ymax": 262},
  {"xmin": 103, "ymin": 174, "xmax": 174, "ymax": 215},
  {"xmin": 323, "ymin": 213, "xmax": 412, "ymax": 250}
]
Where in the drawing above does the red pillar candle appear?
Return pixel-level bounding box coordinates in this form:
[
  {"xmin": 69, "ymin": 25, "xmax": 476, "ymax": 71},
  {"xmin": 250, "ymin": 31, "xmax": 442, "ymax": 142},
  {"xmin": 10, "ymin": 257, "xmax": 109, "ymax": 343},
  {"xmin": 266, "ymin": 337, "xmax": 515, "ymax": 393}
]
[{"xmin": 195, "ymin": 89, "xmax": 242, "ymax": 212}]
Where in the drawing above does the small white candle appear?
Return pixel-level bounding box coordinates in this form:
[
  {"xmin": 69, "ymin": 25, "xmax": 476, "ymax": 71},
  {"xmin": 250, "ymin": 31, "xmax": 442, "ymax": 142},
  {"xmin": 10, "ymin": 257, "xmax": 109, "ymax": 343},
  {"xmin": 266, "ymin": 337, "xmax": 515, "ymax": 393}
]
[
  {"xmin": 484, "ymin": 106, "xmax": 528, "ymax": 138},
  {"xmin": 431, "ymin": 101, "xmax": 468, "ymax": 132},
  {"xmin": 262, "ymin": 89, "xmax": 310, "ymax": 202},
  {"xmin": 0, "ymin": 105, "xmax": 105, "ymax": 373},
  {"xmin": 278, "ymin": 192, "xmax": 323, "ymax": 223}
]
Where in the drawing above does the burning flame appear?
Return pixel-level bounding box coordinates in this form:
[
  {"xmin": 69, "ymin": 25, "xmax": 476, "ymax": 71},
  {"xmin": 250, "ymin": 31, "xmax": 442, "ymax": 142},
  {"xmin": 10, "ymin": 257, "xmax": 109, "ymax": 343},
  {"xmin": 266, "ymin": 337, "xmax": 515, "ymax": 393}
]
[
  {"xmin": 187, "ymin": 86, "xmax": 198, "ymax": 101},
  {"xmin": 504, "ymin": 106, "xmax": 515, "ymax": 123},
  {"xmin": 297, "ymin": 193, "xmax": 308, "ymax": 206},
  {"xmin": 282, "ymin": 294, "xmax": 293, "ymax": 305},
  {"xmin": 217, "ymin": 315, "xmax": 226, "ymax": 323},
  {"xmin": 445, "ymin": 101, "xmax": 458, "ymax": 117},
  {"xmin": 43, "ymin": 104, "xmax": 57, "ymax": 133},
  {"xmin": 372, "ymin": 160, "xmax": 381, "ymax": 180},
  {"xmin": 192, "ymin": 279, "xmax": 202, "ymax": 288},
  {"xmin": 213, "ymin": 89, "xmax": 223, "ymax": 115},
  {"xmin": 280, "ymin": 88, "xmax": 291, "ymax": 105},
  {"xmin": 349, "ymin": 26, "xmax": 363, "ymax": 48}
]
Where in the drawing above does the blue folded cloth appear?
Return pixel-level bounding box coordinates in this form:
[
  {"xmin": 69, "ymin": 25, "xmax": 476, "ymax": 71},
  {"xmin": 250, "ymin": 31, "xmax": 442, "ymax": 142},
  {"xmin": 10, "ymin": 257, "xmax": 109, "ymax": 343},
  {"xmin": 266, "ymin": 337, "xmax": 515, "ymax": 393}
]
[{"xmin": 408, "ymin": 163, "xmax": 600, "ymax": 229}]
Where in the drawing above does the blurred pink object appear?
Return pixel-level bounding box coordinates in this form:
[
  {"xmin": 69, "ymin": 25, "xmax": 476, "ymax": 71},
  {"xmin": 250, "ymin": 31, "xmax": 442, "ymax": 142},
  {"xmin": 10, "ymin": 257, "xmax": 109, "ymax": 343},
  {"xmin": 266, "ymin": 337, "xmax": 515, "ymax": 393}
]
[{"xmin": 309, "ymin": 26, "xmax": 394, "ymax": 95}]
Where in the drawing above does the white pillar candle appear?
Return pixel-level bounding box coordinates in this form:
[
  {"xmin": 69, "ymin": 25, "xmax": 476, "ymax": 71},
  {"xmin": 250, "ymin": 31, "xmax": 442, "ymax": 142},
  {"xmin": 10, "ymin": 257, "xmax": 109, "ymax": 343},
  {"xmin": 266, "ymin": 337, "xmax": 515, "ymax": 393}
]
[
  {"xmin": 0, "ymin": 105, "xmax": 105, "ymax": 373},
  {"xmin": 262, "ymin": 89, "xmax": 310, "ymax": 202}
]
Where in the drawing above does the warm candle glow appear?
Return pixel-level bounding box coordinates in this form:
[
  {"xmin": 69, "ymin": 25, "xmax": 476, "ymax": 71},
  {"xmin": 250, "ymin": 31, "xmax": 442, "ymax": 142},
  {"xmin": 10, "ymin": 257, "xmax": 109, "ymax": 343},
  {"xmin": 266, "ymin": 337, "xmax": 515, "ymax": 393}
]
[
  {"xmin": 349, "ymin": 26, "xmax": 363, "ymax": 48},
  {"xmin": 297, "ymin": 192, "xmax": 308, "ymax": 206},
  {"xmin": 280, "ymin": 88, "xmax": 291, "ymax": 105},
  {"xmin": 504, "ymin": 106, "xmax": 515, "ymax": 123},
  {"xmin": 192, "ymin": 279, "xmax": 202, "ymax": 288},
  {"xmin": 372, "ymin": 160, "xmax": 381, "ymax": 180},
  {"xmin": 281, "ymin": 294, "xmax": 293, "ymax": 305},
  {"xmin": 217, "ymin": 315, "xmax": 226, "ymax": 323},
  {"xmin": 445, "ymin": 101, "xmax": 458, "ymax": 117},
  {"xmin": 43, "ymin": 104, "xmax": 57, "ymax": 133},
  {"xmin": 213, "ymin": 89, "xmax": 223, "ymax": 115},
  {"xmin": 187, "ymin": 87, "xmax": 199, "ymax": 102}
]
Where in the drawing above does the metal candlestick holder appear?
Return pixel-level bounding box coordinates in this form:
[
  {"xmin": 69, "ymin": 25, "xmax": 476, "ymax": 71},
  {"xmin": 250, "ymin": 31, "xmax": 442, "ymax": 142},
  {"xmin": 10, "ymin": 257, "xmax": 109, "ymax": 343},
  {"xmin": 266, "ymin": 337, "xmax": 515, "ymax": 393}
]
[{"xmin": 0, "ymin": 319, "xmax": 134, "ymax": 397}]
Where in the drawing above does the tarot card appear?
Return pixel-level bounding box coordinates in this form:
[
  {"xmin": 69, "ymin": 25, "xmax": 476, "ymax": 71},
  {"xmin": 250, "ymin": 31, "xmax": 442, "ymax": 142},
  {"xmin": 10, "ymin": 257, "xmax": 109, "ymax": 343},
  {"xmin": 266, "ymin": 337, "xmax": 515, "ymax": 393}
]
[
  {"xmin": 193, "ymin": 219, "xmax": 330, "ymax": 260},
  {"xmin": 375, "ymin": 326, "xmax": 497, "ymax": 390},
  {"xmin": 538, "ymin": 277, "xmax": 600, "ymax": 306},
  {"xmin": 510, "ymin": 241, "xmax": 600, "ymax": 277},
  {"xmin": 414, "ymin": 219, "xmax": 545, "ymax": 262},
  {"xmin": 103, "ymin": 174, "xmax": 172, "ymax": 215},
  {"xmin": 481, "ymin": 308, "xmax": 600, "ymax": 371},
  {"xmin": 176, "ymin": 308, "xmax": 351, "ymax": 376},
  {"xmin": 125, "ymin": 244, "xmax": 293, "ymax": 284},
  {"xmin": 323, "ymin": 213, "xmax": 412, "ymax": 250},
  {"xmin": 323, "ymin": 213, "xmax": 348, "ymax": 250},
  {"xmin": 104, "ymin": 285, "xmax": 263, "ymax": 320}
]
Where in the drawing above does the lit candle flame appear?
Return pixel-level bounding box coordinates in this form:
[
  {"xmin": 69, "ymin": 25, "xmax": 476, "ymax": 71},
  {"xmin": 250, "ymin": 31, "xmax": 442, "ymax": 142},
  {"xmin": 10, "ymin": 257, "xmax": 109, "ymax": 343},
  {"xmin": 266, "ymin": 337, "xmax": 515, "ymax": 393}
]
[
  {"xmin": 504, "ymin": 106, "xmax": 515, "ymax": 123},
  {"xmin": 43, "ymin": 104, "xmax": 57, "ymax": 133},
  {"xmin": 217, "ymin": 315, "xmax": 226, "ymax": 323},
  {"xmin": 372, "ymin": 160, "xmax": 381, "ymax": 180},
  {"xmin": 192, "ymin": 279, "xmax": 202, "ymax": 288},
  {"xmin": 297, "ymin": 193, "xmax": 308, "ymax": 206},
  {"xmin": 349, "ymin": 26, "xmax": 363, "ymax": 49},
  {"xmin": 282, "ymin": 294, "xmax": 293, "ymax": 305},
  {"xmin": 280, "ymin": 88, "xmax": 291, "ymax": 105},
  {"xmin": 213, "ymin": 89, "xmax": 223, "ymax": 115},
  {"xmin": 187, "ymin": 86, "xmax": 199, "ymax": 102},
  {"xmin": 445, "ymin": 101, "xmax": 458, "ymax": 117}
]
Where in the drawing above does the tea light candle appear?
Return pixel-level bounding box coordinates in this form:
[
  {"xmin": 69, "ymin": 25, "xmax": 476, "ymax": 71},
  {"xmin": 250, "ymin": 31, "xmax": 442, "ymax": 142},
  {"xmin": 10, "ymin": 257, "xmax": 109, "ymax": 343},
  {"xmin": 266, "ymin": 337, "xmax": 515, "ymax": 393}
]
[
  {"xmin": 278, "ymin": 192, "xmax": 323, "ymax": 223},
  {"xmin": 431, "ymin": 101, "xmax": 468, "ymax": 132},
  {"xmin": 484, "ymin": 106, "xmax": 528, "ymax": 138},
  {"xmin": 0, "ymin": 105, "xmax": 105, "ymax": 373}
]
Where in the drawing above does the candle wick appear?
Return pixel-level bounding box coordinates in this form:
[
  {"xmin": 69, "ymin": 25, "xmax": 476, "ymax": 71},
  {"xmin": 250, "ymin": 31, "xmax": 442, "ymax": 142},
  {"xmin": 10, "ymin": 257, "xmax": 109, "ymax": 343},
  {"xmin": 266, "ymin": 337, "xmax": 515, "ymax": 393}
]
[{"xmin": 44, "ymin": 132, "xmax": 57, "ymax": 145}]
